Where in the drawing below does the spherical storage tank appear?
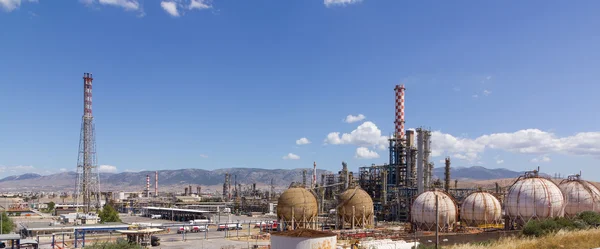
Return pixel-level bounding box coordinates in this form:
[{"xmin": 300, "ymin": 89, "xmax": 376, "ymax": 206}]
[
  {"xmin": 559, "ymin": 176, "xmax": 600, "ymax": 217},
  {"xmin": 271, "ymin": 229, "xmax": 337, "ymax": 249},
  {"xmin": 337, "ymin": 187, "xmax": 374, "ymax": 228},
  {"xmin": 277, "ymin": 187, "xmax": 318, "ymax": 223},
  {"xmin": 460, "ymin": 191, "xmax": 502, "ymax": 226},
  {"xmin": 411, "ymin": 190, "xmax": 457, "ymax": 231},
  {"xmin": 505, "ymin": 176, "xmax": 565, "ymax": 222}
]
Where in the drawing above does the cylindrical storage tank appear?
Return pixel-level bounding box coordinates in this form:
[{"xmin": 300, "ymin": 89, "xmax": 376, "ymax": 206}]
[
  {"xmin": 505, "ymin": 177, "xmax": 565, "ymax": 222},
  {"xmin": 337, "ymin": 187, "xmax": 374, "ymax": 228},
  {"xmin": 559, "ymin": 179, "xmax": 600, "ymax": 217},
  {"xmin": 460, "ymin": 191, "xmax": 502, "ymax": 226},
  {"xmin": 277, "ymin": 187, "xmax": 318, "ymax": 227},
  {"xmin": 411, "ymin": 190, "xmax": 457, "ymax": 231},
  {"xmin": 271, "ymin": 229, "xmax": 337, "ymax": 249}
]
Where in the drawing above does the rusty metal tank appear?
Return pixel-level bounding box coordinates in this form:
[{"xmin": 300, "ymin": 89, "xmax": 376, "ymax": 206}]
[
  {"xmin": 337, "ymin": 187, "xmax": 374, "ymax": 227},
  {"xmin": 559, "ymin": 174, "xmax": 600, "ymax": 217},
  {"xmin": 460, "ymin": 191, "xmax": 502, "ymax": 226},
  {"xmin": 276, "ymin": 187, "xmax": 318, "ymax": 222}
]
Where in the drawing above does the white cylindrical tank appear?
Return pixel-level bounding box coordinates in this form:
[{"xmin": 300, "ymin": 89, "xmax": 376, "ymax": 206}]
[
  {"xmin": 559, "ymin": 178, "xmax": 600, "ymax": 217},
  {"xmin": 460, "ymin": 191, "xmax": 502, "ymax": 226},
  {"xmin": 411, "ymin": 190, "xmax": 457, "ymax": 231},
  {"xmin": 271, "ymin": 229, "xmax": 337, "ymax": 249},
  {"xmin": 505, "ymin": 177, "xmax": 565, "ymax": 222}
]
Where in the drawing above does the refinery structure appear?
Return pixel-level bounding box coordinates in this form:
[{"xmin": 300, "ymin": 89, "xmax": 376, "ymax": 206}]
[{"xmin": 3, "ymin": 73, "xmax": 600, "ymax": 249}]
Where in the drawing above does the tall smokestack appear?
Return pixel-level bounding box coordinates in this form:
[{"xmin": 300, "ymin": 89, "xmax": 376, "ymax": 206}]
[
  {"xmin": 416, "ymin": 128, "xmax": 424, "ymax": 194},
  {"xmin": 302, "ymin": 170, "xmax": 307, "ymax": 187},
  {"xmin": 394, "ymin": 84, "xmax": 406, "ymax": 140},
  {"xmin": 313, "ymin": 162, "xmax": 317, "ymax": 188},
  {"xmin": 423, "ymin": 130, "xmax": 432, "ymax": 189},
  {"xmin": 146, "ymin": 175, "xmax": 150, "ymax": 197},
  {"xmin": 155, "ymin": 171, "xmax": 158, "ymax": 197},
  {"xmin": 444, "ymin": 157, "xmax": 451, "ymax": 192}
]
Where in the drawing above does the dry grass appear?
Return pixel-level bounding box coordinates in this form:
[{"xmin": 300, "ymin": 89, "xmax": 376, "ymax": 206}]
[{"xmin": 448, "ymin": 229, "xmax": 600, "ymax": 249}]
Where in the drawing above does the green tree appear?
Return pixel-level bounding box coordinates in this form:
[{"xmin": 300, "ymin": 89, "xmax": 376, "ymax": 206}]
[
  {"xmin": 98, "ymin": 204, "xmax": 121, "ymax": 223},
  {"xmin": 47, "ymin": 201, "xmax": 56, "ymax": 211},
  {"xmin": 1, "ymin": 212, "xmax": 14, "ymax": 234}
]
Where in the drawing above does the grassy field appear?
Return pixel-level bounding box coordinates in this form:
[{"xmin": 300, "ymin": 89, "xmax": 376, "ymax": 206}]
[{"xmin": 447, "ymin": 229, "xmax": 600, "ymax": 249}]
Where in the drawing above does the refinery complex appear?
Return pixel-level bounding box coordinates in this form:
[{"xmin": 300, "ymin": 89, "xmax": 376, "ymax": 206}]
[{"xmin": 0, "ymin": 73, "xmax": 599, "ymax": 249}]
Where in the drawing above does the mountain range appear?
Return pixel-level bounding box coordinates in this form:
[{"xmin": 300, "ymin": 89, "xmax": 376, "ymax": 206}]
[{"xmin": 0, "ymin": 166, "xmax": 540, "ymax": 192}]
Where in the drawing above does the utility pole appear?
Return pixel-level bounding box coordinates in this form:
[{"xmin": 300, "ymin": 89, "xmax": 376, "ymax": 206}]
[{"xmin": 435, "ymin": 193, "xmax": 439, "ymax": 249}]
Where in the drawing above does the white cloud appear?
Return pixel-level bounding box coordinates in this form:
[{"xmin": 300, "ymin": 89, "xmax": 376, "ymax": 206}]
[
  {"xmin": 123, "ymin": 169, "xmax": 145, "ymax": 173},
  {"xmin": 0, "ymin": 0, "xmax": 37, "ymax": 12},
  {"xmin": 296, "ymin": 137, "xmax": 311, "ymax": 145},
  {"xmin": 99, "ymin": 0, "xmax": 139, "ymax": 10},
  {"xmin": 472, "ymin": 94, "xmax": 479, "ymax": 98},
  {"xmin": 283, "ymin": 153, "xmax": 300, "ymax": 160},
  {"xmin": 531, "ymin": 155, "xmax": 551, "ymax": 163},
  {"xmin": 496, "ymin": 159, "xmax": 504, "ymax": 164},
  {"xmin": 344, "ymin": 114, "xmax": 366, "ymax": 123},
  {"xmin": 324, "ymin": 121, "xmax": 388, "ymax": 150},
  {"xmin": 200, "ymin": 154, "xmax": 208, "ymax": 158},
  {"xmin": 59, "ymin": 168, "xmax": 68, "ymax": 172},
  {"xmin": 81, "ymin": 0, "xmax": 142, "ymax": 14},
  {"xmin": 189, "ymin": 0, "xmax": 211, "ymax": 10},
  {"xmin": 161, "ymin": 1, "xmax": 179, "ymax": 16},
  {"xmin": 98, "ymin": 165, "xmax": 118, "ymax": 173},
  {"xmin": 324, "ymin": 0, "xmax": 362, "ymax": 7},
  {"xmin": 0, "ymin": 165, "xmax": 35, "ymax": 173},
  {"xmin": 355, "ymin": 147, "xmax": 379, "ymax": 159},
  {"xmin": 483, "ymin": 90, "xmax": 491, "ymax": 96},
  {"xmin": 432, "ymin": 129, "xmax": 600, "ymax": 162}
]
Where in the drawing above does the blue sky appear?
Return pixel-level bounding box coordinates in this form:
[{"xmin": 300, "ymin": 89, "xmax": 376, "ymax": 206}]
[{"xmin": 1, "ymin": 0, "xmax": 599, "ymax": 179}]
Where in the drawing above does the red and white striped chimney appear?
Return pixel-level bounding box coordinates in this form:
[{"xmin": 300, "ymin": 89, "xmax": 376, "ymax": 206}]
[
  {"xmin": 394, "ymin": 84, "xmax": 406, "ymax": 140},
  {"xmin": 83, "ymin": 73, "xmax": 93, "ymax": 118}
]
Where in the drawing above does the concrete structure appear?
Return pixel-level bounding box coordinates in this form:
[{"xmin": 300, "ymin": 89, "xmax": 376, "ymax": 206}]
[
  {"xmin": 505, "ymin": 169, "xmax": 565, "ymax": 226},
  {"xmin": 360, "ymin": 239, "xmax": 420, "ymax": 249},
  {"xmin": 411, "ymin": 190, "xmax": 457, "ymax": 231},
  {"xmin": 277, "ymin": 187, "xmax": 318, "ymax": 230},
  {"xmin": 559, "ymin": 174, "xmax": 600, "ymax": 217},
  {"xmin": 271, "ymin": 229, "xmax": 336, "ymax": 249},
  {"xmin": 337, "ymin": 187, "xmax": 374, "ymax": 229},
  {"xmin": 460, "ymin": 191, "xmax": 502, "ymax": 226}
]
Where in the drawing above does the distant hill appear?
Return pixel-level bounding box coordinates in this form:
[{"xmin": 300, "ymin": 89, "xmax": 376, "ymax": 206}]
[
  {"xmin": 0, "ymin": 166, "xmax": 550, "ymax": 192},
  {"xmin": 432, "ymin": 166, "xmax": 548, "ymax": 180},
  {"xmin": 0, "ymin": 173, "xmax": 42, "ymax": 182},
  {"xmin": 0, "ymin": 168, "xmax": 331, "ymax": 192}
]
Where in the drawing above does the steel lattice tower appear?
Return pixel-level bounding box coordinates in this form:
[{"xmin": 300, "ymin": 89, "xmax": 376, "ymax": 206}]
[{"xmin": 75, "ymin": 73, "xmax": 101, "ymax": 213}]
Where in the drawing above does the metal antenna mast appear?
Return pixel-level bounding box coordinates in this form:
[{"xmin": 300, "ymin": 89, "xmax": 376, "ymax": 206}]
[{"xmin": 75, "ymin": 73, "xmax": 101, "ymax": 213}]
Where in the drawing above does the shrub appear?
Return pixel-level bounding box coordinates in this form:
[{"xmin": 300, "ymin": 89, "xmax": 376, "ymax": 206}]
[
  {"xmin": 523, "ymin": 220, "xmax": 544, "ymax": 237},
  {"xmin": 577, "ymin": 211, "xmax": 600, "ymax": 227},
  {"xmin": 85, "ymin": 241, "xmax": 143, "ymax": 249},
  {"xmin": 572, "ymin": 219, "xmax": 589, "ymax": 229}
]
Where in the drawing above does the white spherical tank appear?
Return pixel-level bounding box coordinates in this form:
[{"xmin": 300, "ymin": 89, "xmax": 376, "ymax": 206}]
[
  {"xmin": 559, "ymin": 178, "xmax": 600, "ymax": 217},
  {"xmin": 460, "ymin": 191, "xmax": 502, "ymax": 226},
  {"xmin": 271, "ymin": 229, "xmax": 337, "ymax": 249},
  {"xmin": 505, "ymin": 177, "xmax": 565, "ymax": 222},
  {"xmin": 411, "ymin": 190, "xmax": 457, "ymax": 231}
]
